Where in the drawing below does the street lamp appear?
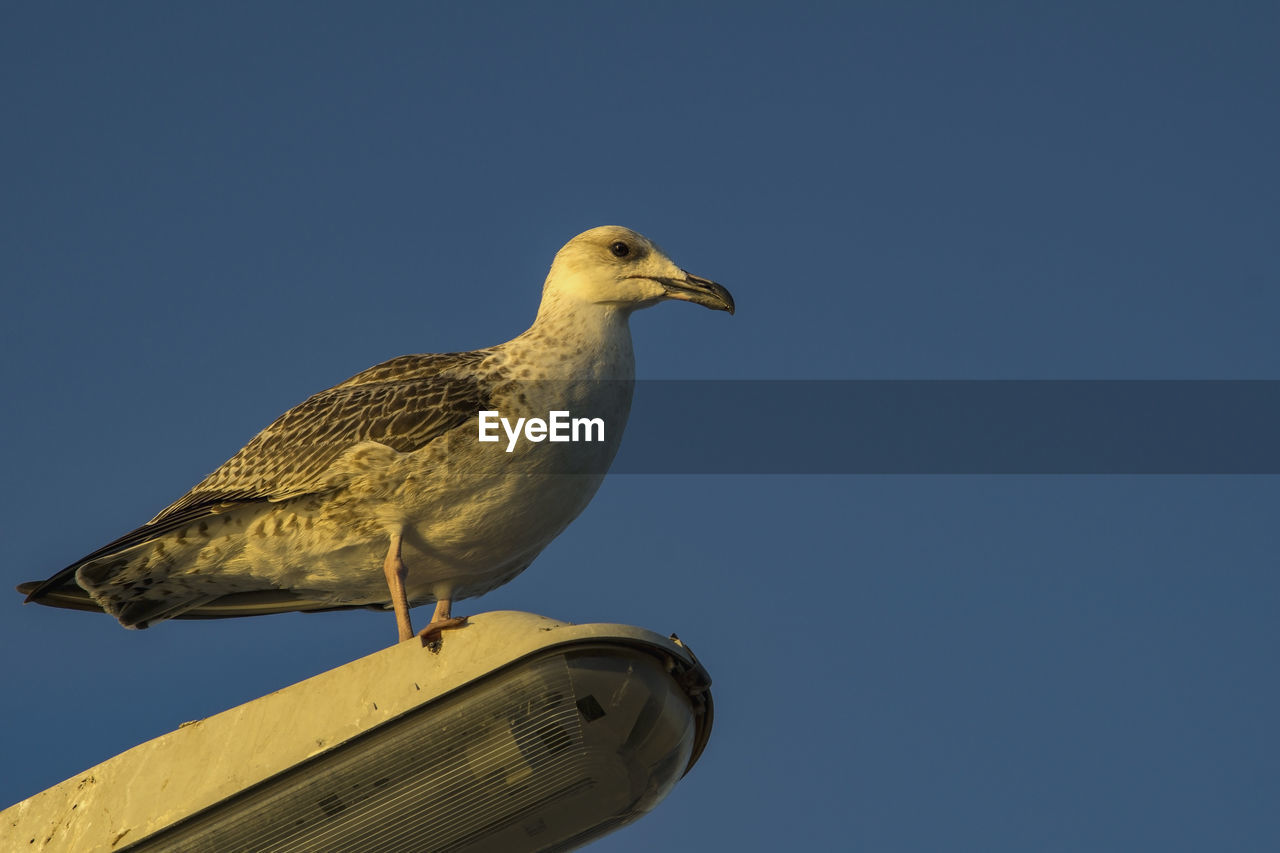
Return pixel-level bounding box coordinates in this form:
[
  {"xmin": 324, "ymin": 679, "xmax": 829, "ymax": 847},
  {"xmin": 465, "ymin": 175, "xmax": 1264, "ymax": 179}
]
[{"xmin": 6, "ymin": 612, "xmax": 713, "ymax": 852}]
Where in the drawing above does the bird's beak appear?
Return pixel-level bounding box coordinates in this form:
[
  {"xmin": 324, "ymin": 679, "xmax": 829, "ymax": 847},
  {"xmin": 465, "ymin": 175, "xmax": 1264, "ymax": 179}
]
[{"xmin": 657, "ymin": 272, "xmax": 735, "ymax": 314}]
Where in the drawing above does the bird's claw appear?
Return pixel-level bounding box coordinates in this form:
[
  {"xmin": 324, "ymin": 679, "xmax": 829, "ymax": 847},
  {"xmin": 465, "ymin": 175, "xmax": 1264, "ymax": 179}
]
[{"xmin": 417, "ymin": 616, "xmax": 469, "ymax": 648}]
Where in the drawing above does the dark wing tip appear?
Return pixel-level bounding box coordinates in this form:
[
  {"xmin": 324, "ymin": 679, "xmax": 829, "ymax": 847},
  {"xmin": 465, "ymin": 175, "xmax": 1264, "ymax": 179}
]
[
  {"xmin": 18, "ymin": 571, "xmax": 78, "ymax": 604},
  {"xmin": 17, "ymin": 580, "xmax": 107, "ymax": 614}
]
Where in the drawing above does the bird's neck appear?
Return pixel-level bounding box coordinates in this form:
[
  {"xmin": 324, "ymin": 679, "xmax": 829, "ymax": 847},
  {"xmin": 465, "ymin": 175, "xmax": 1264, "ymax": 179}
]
[{"xmin": 507, "ymin": 295, "xmax": 636, "ymax": 382}]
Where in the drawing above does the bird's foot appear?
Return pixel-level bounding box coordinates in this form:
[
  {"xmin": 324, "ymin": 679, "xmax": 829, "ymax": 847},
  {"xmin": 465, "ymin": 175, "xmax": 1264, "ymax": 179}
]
[{"xmin": 417, "ymin": 616, "xmax": 469, "ymax": 648}]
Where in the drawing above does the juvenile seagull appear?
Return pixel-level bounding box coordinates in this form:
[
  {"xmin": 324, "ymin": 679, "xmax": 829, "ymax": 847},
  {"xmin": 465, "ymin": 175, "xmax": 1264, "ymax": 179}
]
[{"xmin": 19, "ymin": 226, "xmax": 733, "ymax": 642}]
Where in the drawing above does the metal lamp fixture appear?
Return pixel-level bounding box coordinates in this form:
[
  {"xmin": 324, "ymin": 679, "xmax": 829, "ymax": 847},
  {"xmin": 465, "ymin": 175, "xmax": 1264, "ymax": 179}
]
[{"xmin": 6, "ymin": 612, "xmax": 713, "ymax": 853}]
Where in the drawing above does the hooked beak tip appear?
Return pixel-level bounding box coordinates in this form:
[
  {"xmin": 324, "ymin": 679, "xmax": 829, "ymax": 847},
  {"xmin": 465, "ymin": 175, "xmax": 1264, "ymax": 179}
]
[{"xmin": 665, "ymin": 273, "xmax": 735, "ymax": 314}]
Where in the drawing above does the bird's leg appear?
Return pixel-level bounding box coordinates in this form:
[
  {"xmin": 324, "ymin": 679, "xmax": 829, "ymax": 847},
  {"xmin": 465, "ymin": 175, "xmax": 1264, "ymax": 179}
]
[
  {"xmin": 382, "ymin": 531, "xmax": 415, "ymax": 642},
  {"xmin": 417, "ymin": 596, "xmax": 468, "ymax": 644}
]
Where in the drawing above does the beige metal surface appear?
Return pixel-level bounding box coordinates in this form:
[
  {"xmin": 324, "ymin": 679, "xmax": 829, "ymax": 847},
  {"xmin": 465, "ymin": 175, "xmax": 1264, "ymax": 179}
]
[{"xmin": 3, "ymin": 612, "xmax": 708, "ymax": 852}]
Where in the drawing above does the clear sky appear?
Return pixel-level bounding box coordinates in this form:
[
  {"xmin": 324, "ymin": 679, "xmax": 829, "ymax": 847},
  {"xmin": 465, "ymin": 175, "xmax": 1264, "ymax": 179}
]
[{"xmin": 3, "ymin": 3, "xmax": 1278, "ymax": 850}]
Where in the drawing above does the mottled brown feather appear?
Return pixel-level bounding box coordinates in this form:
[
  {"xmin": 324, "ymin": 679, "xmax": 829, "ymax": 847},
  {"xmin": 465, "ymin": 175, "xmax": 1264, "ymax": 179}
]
[
  {"xmin": 22, "ymin": 350, "xmax": 495, "ymax": 604},
  {"xmin": 151, "ymin": 350, "xmax": 493, "ymax": 521}
]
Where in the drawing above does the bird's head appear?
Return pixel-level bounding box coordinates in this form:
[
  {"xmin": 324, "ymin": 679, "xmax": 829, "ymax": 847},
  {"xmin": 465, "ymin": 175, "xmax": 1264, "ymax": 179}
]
[{"xmin": 542, "ymin": 226, "xmax": 734, "ymax": 316}]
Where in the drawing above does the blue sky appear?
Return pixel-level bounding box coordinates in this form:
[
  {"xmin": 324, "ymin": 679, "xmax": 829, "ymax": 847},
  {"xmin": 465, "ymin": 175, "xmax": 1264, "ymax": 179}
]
[{"xmin": 3, "ymin": 3, "xmax": 1278, "ymax": 850}]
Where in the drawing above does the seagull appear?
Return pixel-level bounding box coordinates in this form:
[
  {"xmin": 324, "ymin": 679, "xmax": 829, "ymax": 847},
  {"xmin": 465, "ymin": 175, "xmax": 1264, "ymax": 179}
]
[{"xmin": 18, "ymin": 226, "xmax": 733, "ymax": 643}]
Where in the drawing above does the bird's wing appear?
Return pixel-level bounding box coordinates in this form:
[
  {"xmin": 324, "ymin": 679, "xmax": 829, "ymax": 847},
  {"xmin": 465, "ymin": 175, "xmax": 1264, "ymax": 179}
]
[
  {"xmin": 17, "ymin": 563, "xmax": 534, "ymax": 622},
  {"xmin": 152, "ymin": 350, "xmax": 494, "ymax": 522},
  {"xmin": 14, "ymin": 579, "xmax": 389, "ymax": 619},
  {"xmin": 21, "ymin": 351, "xmax": 495, "ymax": 605}
]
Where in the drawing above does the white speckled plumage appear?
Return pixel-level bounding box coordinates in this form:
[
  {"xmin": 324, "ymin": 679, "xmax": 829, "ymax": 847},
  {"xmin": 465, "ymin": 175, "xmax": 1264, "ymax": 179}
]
[{"xmin": 20, "ymin": 226, "xmax": 733, "ymax": 640}]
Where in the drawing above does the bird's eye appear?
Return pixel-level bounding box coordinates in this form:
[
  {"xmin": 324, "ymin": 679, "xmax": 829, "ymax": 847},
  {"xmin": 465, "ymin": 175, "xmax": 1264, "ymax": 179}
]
[{"xmin": 609, "ymin": 241, "xmax": 630, "ymax": 258}]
